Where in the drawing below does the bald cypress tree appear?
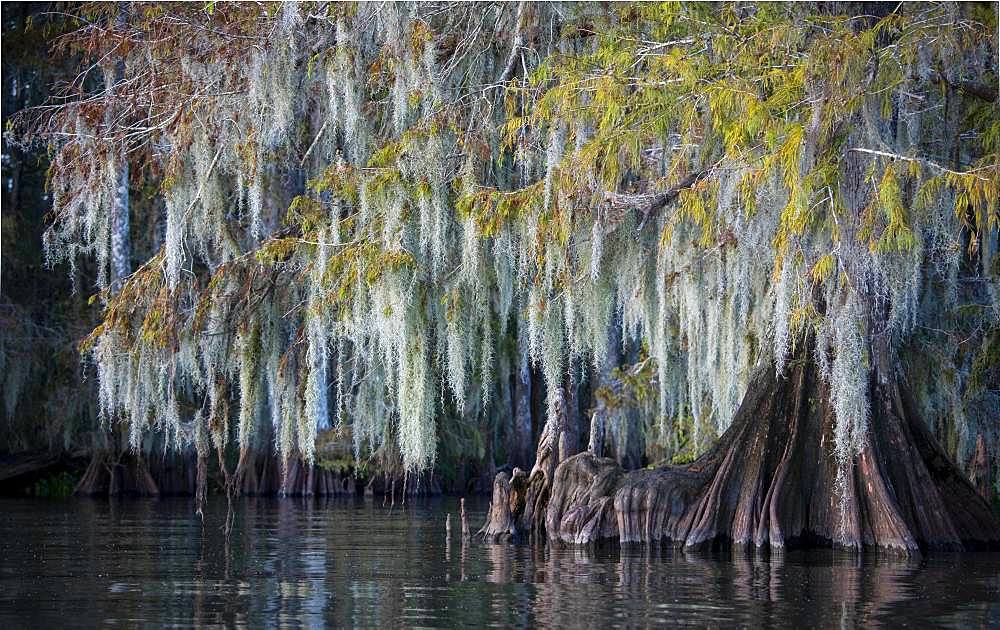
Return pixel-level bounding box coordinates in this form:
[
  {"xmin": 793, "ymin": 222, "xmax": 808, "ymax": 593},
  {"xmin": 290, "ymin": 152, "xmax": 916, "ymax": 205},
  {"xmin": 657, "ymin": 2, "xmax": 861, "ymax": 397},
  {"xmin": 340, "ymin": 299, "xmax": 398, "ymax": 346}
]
[{"xmin": 18, "ymin": 2, "xmax": 998, "ymax": 549}]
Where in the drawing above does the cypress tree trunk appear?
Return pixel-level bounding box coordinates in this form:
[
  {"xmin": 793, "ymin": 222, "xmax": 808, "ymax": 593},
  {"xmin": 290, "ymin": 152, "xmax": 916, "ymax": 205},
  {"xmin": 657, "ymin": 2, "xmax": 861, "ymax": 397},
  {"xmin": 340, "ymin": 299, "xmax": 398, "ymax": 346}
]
[
  {"xmin": 616, "ymin": 339, "xmax": 645, "ymax": 471},
  {"xmin": 74, "ymin": 436, "xmax": 159, "ymax": 497},
  {"xmin": 968, "ymin": 435, "xmax": 991, "ymax": 503},
  {"xmin": 74, "ymin": 7, "xmax": 151, "ymax": 498},
  {"xmin": 110, "ymin": 162, "xmax": 130, "ymax": 289},
  {"xmin": 73, "ymin": 168, "xmax": 146, "ymax": 497},
  {"xmin": 480, "ymin": 380, "xmax": 577, "ymax": 540},
  {"xmin": 587, "ymin": 319, "xmax": 623, "ymax": 461},
  {"xmin": 542, "ymin": 343, "xmax": 999, "ymax": 552},
  {"xmin": 511, "ymin": 327, "xmax": 534, "ymax": 469},
  {"xmin": 587, "ymin": 408, "xmax": 606, "ymax": 458},
  {"xmin": 484, "ymin": 340, "xmax": 999, "ymax": 551}
]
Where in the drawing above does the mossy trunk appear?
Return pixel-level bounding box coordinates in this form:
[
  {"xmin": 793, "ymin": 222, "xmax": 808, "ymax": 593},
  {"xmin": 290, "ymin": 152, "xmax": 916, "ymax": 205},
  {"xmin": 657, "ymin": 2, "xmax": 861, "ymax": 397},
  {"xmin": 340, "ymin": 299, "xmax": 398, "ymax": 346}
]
[{"xmin": 485, "ymin": 345, "xmax": 999, "ymax": 552}]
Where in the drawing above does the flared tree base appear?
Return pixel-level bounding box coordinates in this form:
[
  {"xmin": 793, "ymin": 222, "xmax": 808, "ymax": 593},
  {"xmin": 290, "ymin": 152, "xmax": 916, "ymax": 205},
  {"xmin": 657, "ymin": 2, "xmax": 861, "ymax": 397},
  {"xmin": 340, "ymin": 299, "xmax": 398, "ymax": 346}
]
[
  {"xmin": 486, "ymin": 351, "xmax": 998, "ymax": 553},
  {"xmin": 74, "ymin": 449, "xmax": 160, "ymax": 497}
]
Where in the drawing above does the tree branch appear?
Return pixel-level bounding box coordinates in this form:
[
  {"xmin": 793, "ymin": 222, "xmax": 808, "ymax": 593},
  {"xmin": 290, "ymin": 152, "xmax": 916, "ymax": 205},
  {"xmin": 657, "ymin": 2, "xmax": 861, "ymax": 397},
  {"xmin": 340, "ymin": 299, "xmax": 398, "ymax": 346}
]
[
  {"xmin": 848, "ymin": 147, "xmax": 995, "ymax": 180},
  {"xmin": 603, "ymin": 171, "xmax": 704, "ymax": 231}
]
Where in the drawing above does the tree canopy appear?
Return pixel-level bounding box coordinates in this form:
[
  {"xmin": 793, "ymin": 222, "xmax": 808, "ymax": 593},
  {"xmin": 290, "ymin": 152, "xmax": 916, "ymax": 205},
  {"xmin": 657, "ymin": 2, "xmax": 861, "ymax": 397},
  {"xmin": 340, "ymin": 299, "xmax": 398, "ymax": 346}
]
[{"xmin": 14, "ymin": 1, "xmax": 998, "ymax": 495}]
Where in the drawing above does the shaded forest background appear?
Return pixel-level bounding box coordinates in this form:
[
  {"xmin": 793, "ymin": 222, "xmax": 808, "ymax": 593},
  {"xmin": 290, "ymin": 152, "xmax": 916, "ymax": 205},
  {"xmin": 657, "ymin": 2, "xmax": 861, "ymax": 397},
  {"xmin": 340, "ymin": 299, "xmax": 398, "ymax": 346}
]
[{"xmin": 2, "ymin": 3, "xmax": 100, "ymax": 495}]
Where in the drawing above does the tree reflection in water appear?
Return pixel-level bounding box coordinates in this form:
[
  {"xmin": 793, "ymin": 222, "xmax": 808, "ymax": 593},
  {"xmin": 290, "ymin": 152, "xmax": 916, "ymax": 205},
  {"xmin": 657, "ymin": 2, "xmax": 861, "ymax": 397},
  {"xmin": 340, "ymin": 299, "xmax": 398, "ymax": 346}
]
[{"xmin": 0, "ymin": 498, "xmax": 996, "ymax": 627}]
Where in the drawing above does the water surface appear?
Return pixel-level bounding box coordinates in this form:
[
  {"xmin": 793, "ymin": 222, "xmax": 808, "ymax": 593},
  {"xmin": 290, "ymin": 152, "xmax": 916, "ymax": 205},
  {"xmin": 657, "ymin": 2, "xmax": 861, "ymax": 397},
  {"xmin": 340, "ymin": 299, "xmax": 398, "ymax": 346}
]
[{"xmin": 1, "ymin": 497, "xmax": 998, "ymax": 627}]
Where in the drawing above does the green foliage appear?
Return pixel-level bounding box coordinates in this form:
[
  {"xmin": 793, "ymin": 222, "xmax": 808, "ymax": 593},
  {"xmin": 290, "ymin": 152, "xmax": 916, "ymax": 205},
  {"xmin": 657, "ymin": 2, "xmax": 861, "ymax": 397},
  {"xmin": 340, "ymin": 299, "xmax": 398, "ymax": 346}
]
[{"xmin": 32, "ymin": 471, "xmax": 78, "ymax": 498}]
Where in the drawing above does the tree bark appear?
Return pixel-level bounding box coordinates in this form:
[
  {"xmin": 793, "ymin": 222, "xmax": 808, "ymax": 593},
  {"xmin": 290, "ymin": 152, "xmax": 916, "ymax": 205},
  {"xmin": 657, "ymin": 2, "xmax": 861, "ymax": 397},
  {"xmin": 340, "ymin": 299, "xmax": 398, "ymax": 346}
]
[
  {"xmin": 588, "ymin": 319, "xmax": 622, "ymax": 459},
  {"xmin": 110, "ymin": 162, "xmax": 130, "ymax": 288},
  {"xmin": 617, "ymin": 339, "xmax": 645, "ymax": 471},
  {"xmin": 968, "ymin": 434, "xmax": 991, "ymax": 503},
  {"xmin": 587, "ymin": 409, "xmax": 605, "ymax": 457},
  {"xmin": 109, "ymin": 4, "xmax": 131, "ymax": 291},
  {"xmin": 563, "ymin": 361, "xmax": 582, "ymax": 459}
]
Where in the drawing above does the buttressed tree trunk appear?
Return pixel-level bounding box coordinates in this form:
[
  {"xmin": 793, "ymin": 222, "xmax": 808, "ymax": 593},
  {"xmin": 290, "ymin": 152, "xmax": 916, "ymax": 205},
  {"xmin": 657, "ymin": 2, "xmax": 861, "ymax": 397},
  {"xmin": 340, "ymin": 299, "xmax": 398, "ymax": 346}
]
[
  {"xmin": 484, "ymin": 338, "xmax": 998, "ymax": 551},
  {"xmin": 542, "ymin": 341, "xmax": 999, "ymax": 553},
  {"xmin": 480, "ymin": 380, "xmax": 577, "ymax": 541}
]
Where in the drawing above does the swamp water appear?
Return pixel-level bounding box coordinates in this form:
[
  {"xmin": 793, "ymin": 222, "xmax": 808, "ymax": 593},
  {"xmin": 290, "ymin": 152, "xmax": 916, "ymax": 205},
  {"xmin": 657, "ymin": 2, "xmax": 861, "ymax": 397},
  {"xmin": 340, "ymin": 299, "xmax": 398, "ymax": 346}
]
[{"xmin": 1, "ymin": 497, "xmax": 998, "ymax": 627}]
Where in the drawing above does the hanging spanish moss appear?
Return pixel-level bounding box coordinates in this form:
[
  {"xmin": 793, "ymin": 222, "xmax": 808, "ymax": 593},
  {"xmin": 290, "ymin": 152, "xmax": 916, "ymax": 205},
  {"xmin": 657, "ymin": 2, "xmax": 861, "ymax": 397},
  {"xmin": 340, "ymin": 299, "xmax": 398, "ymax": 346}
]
[{"xmin": 9, "ymin": 1, "xmax": 998, "ymax": 551}]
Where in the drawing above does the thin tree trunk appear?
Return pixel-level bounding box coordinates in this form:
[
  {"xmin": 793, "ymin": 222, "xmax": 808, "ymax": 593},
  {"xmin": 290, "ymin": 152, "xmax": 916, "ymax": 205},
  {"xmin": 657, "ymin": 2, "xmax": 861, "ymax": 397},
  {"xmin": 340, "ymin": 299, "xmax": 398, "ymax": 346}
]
[
  {"xmin": 109, "ymin": 2, "xmax": 131, "ymax": 289},
  {"xmin": 588, "ymin": 319, "xmax": 622, "ymax": 458},
  {"xmin": 74, "ymin": 431, "xmax": 159, "ymax": 497},
  {"xmin": 75, "ymin": 6, "xmax": 147, "ymax": 499},
  {"xmin": 512, "ymin": 325, "xmax": 533, "ymax": 469},
  {"xmin": 618, "ymin": 339, "xmax": 644, "ymax": 470},
  {"xmin": 110, "ymin": 162, "xmax": 130, "ymax": 288},
  {"xmin": 587, "ymin": 410, "xmax": 605, "ymax": 457}
]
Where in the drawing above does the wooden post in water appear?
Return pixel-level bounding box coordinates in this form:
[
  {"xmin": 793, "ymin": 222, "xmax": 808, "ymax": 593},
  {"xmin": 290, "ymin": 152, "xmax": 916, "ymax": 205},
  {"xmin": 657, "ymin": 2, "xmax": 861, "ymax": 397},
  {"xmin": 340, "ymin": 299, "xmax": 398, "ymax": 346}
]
[
  {"xmin": 446, "ymin": 513, "xmax": 452, "ymax": 539},
  {"xmin": 460, "ymin": 499, "xmax": 469, "ymax": 581}
]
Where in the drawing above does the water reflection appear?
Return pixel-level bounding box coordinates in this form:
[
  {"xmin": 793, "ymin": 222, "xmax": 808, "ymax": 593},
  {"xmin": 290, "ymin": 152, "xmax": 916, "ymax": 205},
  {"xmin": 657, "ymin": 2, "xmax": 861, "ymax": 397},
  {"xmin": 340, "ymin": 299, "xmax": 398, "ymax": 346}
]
[{"xmin": 0, "ymin": 497, "xmax": 997, "ymax": 627}]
